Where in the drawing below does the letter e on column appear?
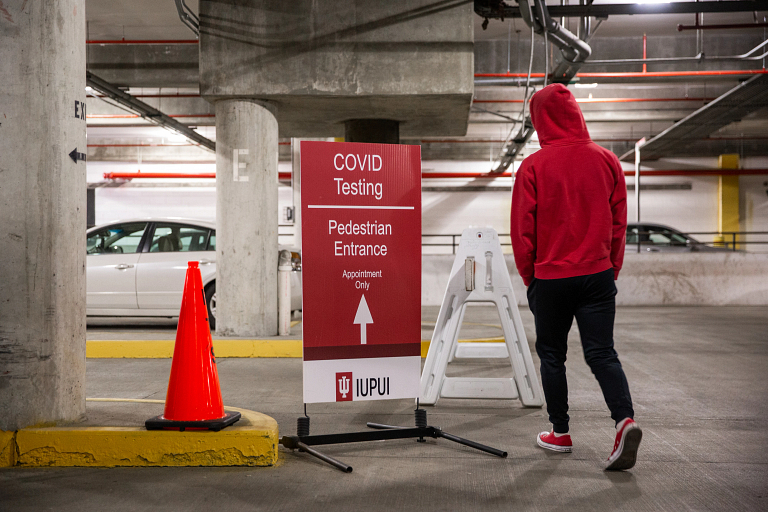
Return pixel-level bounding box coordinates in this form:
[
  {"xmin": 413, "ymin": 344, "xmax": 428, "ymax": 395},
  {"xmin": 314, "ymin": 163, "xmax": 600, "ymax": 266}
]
[{"xmin": 233, "ymin": 149, "xmax": 249, "ymax": 182}]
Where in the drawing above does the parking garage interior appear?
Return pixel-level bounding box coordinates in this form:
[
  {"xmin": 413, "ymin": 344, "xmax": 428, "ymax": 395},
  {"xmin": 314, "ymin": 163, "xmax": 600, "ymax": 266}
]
[{"xmin": 1, "ymin": 1, "xmax": 768, "ymax": 510}]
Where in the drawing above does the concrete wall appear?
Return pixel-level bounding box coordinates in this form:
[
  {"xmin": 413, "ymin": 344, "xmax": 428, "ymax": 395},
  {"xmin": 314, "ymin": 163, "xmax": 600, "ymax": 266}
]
[{"xmin": 422, "ymin": 253, "xmax": 768, "ymax": 307}]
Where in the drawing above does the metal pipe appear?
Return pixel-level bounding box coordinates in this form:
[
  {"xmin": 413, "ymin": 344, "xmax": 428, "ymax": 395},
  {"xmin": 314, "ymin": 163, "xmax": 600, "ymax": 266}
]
[
  {"xmin": 578, "ymin": 0, "xmax": 591, "ymax": 41},
  {"xmin": 475, "ymin": 2, "xmax": 768, "ymax": 20},
  {"xmin": 585, "ymin": 17, "xmax": 604, "ymax": 43},
  {"xmin": 474, "ymin": 69, "xmax": 768, "ymax": 84},
  {"xmin": 634, "ymin": 141, "xmax": 642, "ymax": 223},
  {"xmin": 174, "ymin": 0, "xmax": 200, "ymax": 37},
  {"xmin": 421, "ymin": 136, "xmax": 768, "ymax": 143},
  {"xmin": 585, "ymin": 53, "xmax": 705, "ymax": 65},
  {"xmin": 584, "ymin": 39, "xmax": 768, "ymax": 65},
  {"xmin": 678, "ymin": 22, "xmax": 768, "ymax": 31},
  {"xmin": 473, "ymin": 97, "xmax": 715, "ymax": 104},
  {"xmin": 86, "ymin": 39, "xmax": 198, "ymax": 44},
  {"xmin": 531, "ymin": 0, "xmax": 592, "ymax": 82},
  {"xmin": 278, "ymin": 250, "xmax": 292, "ymax": 336},
  {"xmin": 576, "ymin": 69, "xmax": 768, "ymax": 78}
]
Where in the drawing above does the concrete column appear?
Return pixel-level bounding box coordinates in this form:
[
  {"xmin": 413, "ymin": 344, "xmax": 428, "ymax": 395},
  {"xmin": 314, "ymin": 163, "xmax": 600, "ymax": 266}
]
[
  {"xmin": 0, "ymin": 0, "xmax": 87, "ymax": 430},
  {"xmin": 344, "ymin": 119, "xmax": 400, "ymax": 144},
  {"xmin": 215, "ymin": 100, "xmax": 279, "ymax": 336}
]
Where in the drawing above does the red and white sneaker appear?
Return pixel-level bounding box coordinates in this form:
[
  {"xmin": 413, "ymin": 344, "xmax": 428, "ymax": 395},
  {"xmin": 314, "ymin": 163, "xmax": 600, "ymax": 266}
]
[
  {"xmin": 537, "ymin": 431, "xmax": 572, "ymax": 453},
  {"xmin": 605, "ymin": 418, "xmax": 642, "ymax": 470}
]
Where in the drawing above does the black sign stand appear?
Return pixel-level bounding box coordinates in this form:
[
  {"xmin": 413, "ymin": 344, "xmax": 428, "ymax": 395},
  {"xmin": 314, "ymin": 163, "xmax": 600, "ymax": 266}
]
[{"xmin": 280, "ymin": 401, "xmax": 508, "ymax": 473}]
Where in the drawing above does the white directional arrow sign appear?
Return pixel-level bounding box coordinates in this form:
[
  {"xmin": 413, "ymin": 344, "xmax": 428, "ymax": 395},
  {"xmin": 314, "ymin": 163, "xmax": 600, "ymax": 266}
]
[{"xmin": 353, "ymin": 294, "xmax": 373, "ymax": 345}]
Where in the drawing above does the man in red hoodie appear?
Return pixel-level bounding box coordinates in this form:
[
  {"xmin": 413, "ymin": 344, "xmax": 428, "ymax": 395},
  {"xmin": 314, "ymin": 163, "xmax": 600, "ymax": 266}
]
[{"xmin": 510, "ymin": 83, "xmax": 641, "ymax": 470}]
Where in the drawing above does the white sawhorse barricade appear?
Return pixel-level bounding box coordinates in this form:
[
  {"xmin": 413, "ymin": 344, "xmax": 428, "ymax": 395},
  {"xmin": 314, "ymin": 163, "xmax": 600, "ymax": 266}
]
[{"xmin": 420, "ymin": 228, "xmax": 544, "ymax": 407}]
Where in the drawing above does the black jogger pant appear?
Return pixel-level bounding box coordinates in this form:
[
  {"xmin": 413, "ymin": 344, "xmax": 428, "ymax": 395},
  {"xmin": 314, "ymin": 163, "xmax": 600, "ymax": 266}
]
[{"xmin": 527, "ymin": 268, "xmax": 634, "ymax": 433}]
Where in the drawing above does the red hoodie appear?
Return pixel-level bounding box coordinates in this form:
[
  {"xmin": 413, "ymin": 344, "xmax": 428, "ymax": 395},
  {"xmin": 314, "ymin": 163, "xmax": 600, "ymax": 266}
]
[{"xmin": 510, "ymin": 83, "xmax": 627, "ymax": 286}]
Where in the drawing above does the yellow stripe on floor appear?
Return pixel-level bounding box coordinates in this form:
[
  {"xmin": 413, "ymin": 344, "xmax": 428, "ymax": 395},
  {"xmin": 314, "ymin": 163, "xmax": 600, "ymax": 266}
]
[
  {"xmin": 87, "ymin": 337, "xmax": 506, "ymax": 359},
  {"xmin": 86, "ymin": 339, "xmax": 303, "ymax": 358}
]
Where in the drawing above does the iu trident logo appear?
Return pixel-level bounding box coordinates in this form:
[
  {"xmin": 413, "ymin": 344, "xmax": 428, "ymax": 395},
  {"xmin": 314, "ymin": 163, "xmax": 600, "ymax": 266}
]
[{"xmin": 336, "ymin": 372, "xmax": 353, "ymax": 402}]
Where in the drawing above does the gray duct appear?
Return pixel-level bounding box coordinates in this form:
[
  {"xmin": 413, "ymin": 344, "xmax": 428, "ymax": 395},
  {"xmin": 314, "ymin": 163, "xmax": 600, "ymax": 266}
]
[{"xmin": 518, "ymin": 0, "xmax": 592, "ymax": 83}]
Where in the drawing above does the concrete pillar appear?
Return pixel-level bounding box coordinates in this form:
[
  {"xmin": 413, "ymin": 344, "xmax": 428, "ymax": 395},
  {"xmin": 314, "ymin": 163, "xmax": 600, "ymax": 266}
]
[
  {"xmin": 0, "ymin": 0, "xmax": 87, "ymax": 430},
  {"xmin": 215, "ymin": 100, "xmax": 279, "ymax": 336},
  {"xmin": 344, "ymin": 119, "xmax": 400, "ymax": 144}
]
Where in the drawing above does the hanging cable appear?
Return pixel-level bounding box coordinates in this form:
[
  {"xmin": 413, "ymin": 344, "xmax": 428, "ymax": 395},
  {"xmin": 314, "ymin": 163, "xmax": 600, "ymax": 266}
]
[
  {"xmin": 544, "ymin": 30, "xmax": 549, "ymax": 87},
  {"xmin": 514, "ymin": 23, "xmax": 537, "ymax": 145},
  {"xmin": 489, "ymin": 22, "xmax": 537, "ymax": 173}
]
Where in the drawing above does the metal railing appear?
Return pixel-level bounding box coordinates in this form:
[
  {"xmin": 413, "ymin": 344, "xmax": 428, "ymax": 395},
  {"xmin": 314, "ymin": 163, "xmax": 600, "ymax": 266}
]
[
  {"xmin": 627, "ymin": 231, "xmax": 768, "ymax": 253},
  {"xmin": 279, "ymin": 227, "xmax": 768, "ymax": 254},
  {"xmin": 423, "ymin": 234, "xmax": 513, "ymax": 255},
  {"xmin": 423, "ymin": 231, "xmax": 768, "ymax": 254}
]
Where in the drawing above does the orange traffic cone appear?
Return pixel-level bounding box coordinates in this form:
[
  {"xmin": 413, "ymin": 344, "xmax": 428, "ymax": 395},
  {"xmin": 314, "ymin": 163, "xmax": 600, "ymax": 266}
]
[{"xmin": 145, "ymin": 261, "xmax": 240, "ymax": 432}]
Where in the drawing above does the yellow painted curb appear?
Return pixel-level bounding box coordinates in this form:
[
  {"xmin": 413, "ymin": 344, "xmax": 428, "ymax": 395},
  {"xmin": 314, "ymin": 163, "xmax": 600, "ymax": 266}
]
[
  {"xmin": 214, "ymin": 339, "xmax": 302, "ymax": 358},
  {"xmin": 1, "ymin": 430, "xmax": 16, "ymax": 467},
  {"xmin": 86, "ymin": 337, "xmax": 505, "ymax": 359},
  {"xmin": 86, "ymin": 339, "xmax": 303, "ymax": 358},
  {"xmin": 87, "ymin": 340, "xmax": 175, "ymax": 358},
  {"xmin": 5, "ymin": 399, "xmax": 278, "ymax": 467}
]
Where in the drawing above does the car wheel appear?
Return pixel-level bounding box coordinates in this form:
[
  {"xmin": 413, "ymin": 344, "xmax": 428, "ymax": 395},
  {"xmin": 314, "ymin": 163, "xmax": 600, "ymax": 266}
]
[{"xmin": 204, "ymin": 282, "xmax": 216, "ymax": 331}]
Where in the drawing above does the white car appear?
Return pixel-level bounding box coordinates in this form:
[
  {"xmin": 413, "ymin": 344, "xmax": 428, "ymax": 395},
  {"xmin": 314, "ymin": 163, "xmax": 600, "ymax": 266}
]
[{"xmin": 86, "ymin": 218, "xmax": 301, "ymax": 328}]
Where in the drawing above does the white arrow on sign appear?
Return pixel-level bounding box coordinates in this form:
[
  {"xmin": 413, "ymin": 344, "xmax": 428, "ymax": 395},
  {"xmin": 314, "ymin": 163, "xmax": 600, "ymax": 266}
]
[{"xmin": 353, "ymin": 294, "xmax": 373, "ymax": 345}]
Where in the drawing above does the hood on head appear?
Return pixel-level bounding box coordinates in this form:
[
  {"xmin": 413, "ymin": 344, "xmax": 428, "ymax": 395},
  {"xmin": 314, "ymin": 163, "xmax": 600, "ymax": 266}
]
[{"xmin": 530, "ymin": 83, "xmax": 591, "ymax": 146}]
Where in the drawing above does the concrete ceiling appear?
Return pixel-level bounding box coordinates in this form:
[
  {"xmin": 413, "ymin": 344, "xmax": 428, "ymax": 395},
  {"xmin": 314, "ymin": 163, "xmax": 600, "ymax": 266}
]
[{"xmin": 84, "ymin": 1, "xmax": 768, "ymax": 163}]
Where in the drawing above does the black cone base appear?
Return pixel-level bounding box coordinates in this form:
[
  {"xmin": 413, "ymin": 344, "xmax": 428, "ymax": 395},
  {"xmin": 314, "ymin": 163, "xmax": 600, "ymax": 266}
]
[{"xmin": 145, "ymin": 411, "xmax": 241, "ymax": 432}]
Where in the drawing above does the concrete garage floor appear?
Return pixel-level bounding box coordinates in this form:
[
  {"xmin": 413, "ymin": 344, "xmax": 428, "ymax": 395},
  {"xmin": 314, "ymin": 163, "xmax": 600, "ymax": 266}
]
[{"xmin": 2, "ymin": 306, "xmax": 767, "ymax": 511}]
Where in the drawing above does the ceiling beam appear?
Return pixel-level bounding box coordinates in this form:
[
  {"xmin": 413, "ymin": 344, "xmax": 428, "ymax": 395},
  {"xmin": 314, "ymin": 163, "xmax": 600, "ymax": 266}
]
[
  {"xmin": 85, "ymin": 71, "xmax": 215, "ymax": 151},
  {"xmin": 619, "ymin": 74, "xmax": 768, "ymax": 161}
]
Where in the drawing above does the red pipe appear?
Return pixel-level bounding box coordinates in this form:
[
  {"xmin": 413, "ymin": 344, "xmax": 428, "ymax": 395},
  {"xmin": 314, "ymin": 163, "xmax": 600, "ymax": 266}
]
[
  {"xmin": 104, "ymin": 172, "xmax": 216, "ymax": 179},
  {"xmin": 625, "ymin": 169, "xmax": 768, "ymax": 177},
  {"xmin": 578, "ymin": 69, "xmax": 768, "ymax": 79},
  {"xmin": 475, "ymin": 69, "xmax": 768, "ymax": 78},
  {"xmin": 86, "ymin": 39, "xmax": 198, "ymax": 45},
  {"xmin": 88, "ymin": 144, "xmax": 198, "ymax": 148},
  {"xmin": 678, "ymin": 22, "xmax": 768, "ymax": 31},
  {"xmin": 422, "ymin": 172, "xmax": 514, "ymax": 179},
  {"xmin": 103, "ymin": 169, "xmax": 768, "ymax": 181},
  {"xmin": 88, "ymin": 142, "xmax": 292, "ymax": 148},
  {"xmin": 87, "ymin": 114, "xmax": 214, "ymax": 119},
  {"xmin": 422, "ymin": 170, "xmax": 768, "ymax": 177},
  {"xmin": 473, "ymin": 97, "xmax": 714, "ymax": 104},
  {"xmin": 130, "ymin": 94, "xmax": 201, "ymax": 99},
  {"xmin": 104, "ymin": 171, "xmax": 293, "ymax": 180},
  {"xmin": 419, "ymin": 136, "xmax": 768, "ymax": 143}
]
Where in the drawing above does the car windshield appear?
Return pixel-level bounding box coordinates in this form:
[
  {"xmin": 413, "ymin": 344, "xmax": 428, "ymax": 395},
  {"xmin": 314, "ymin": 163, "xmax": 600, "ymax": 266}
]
[{"xmin": 87, "ymin": 223, "xmax": 147, "ymax": 254}]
